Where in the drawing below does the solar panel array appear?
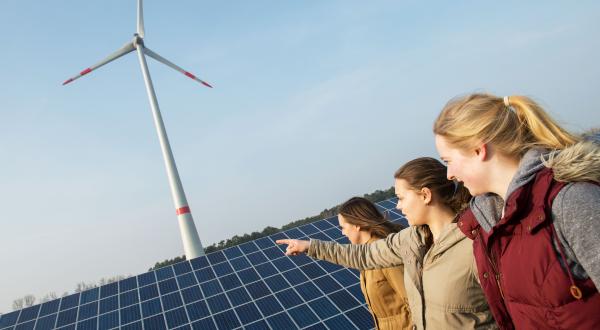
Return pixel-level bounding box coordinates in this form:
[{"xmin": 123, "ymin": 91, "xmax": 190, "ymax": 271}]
[{"xmin": 1, "ymin": 198, "xmax": 406, "ymax": 330}]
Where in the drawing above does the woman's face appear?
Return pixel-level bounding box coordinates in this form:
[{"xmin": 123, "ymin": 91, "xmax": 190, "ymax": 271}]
[
  {"xmin": 338, "ymin": 214, "xmax": 362, "ymax": 244},
  {"xmin": 394, "ymin": 179, "xmax": 428, "ymax": 226},
  {"xmin": 435, "ymin": 134, "xmax": 487, "ymax": 196}
]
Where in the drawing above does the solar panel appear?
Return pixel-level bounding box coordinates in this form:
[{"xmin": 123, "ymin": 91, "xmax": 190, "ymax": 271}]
[{"xmin": 0, "ymin": 198, "xmax": 406, "ymax": 330}]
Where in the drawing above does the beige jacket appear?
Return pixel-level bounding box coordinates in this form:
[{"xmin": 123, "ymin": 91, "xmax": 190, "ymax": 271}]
[
  {"xmin": 360, "ymin": 238, "xmax": 412, "ymax": 330},
  {"xmin": 309, "ymin": 224, "xmax": 496, "ymax": 330}
]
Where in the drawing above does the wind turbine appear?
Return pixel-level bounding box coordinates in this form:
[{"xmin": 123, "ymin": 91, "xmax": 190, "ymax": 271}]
[{"xmin": 62, "ymin": 0, "xmax": 210, "ymax": 259}]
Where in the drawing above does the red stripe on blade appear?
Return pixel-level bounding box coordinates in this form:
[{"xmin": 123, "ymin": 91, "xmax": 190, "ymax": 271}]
[
  {"xmin": 184, "ymin": 72, "xmax": 196, "ymax": 79},
  {"xmin": 80, "ymin": 68, "xmax": 92, "ymax": 75},
  {"xmin": 176, "ymin": 206, "xmax": 191, "ymax": 215},
  {"xmin": 62, "ymin": 78, "xmax": 74, "ymax": 85}
]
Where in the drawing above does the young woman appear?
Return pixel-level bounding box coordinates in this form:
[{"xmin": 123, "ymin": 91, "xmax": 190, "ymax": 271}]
[
  {"xmin": 278, "ymin": 158, "xmax": 496, "ymax": 329},
  {"xmin": 334, "ymin": 196, "xmax": 412, "ymax": 330},
  {"xmin": 433, "ymin": 93, "xmax": 600, "ymax": 329}
]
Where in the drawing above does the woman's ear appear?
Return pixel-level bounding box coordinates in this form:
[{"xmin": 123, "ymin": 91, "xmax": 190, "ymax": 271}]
[
  {"xmin": 420, "ymin": 187, "xmax": 433, "ymax": 205},
  {"xmin": 474, "ymin": 142, "xmax": 488, "ymax": 161}
]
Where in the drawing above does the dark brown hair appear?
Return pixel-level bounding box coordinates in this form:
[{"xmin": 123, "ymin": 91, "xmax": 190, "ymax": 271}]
[
  {"xmin": 394, "ymin": 157, "xmax": 471, "ymax": 214},
  {"xmin": 394, "ymin": 157, "xmax": 472, "ymax": 249},
  {"xmin": 338, "ymin": 197, "xmax": 404, "ymax": 239}
]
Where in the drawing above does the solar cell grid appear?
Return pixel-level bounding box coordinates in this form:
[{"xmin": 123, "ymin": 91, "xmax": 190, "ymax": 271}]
[
  {"xmin": 189, "ymin": 256, "xmax": 208, "ymax": 270},
  {"xmin": 185, "ymin": 300, "xmax": 209, "ymax": 322},
  {"xmin": 336, "ymin": 236, "xmax": 351, "ymax": 244},
  {"xmin": 173, "ymin": 261, "xmax": 193, "ymax": 276},
  {"xmin": 119, "ymin": 277, "xmax": 138, "ymax": 293},
  {"xmin": 39, "ymin": 300, "xmax": 60, "ymax": 317},
  {"xmin": 289, "ymin": 304, "xmax": 319, "ymax": 328},
  {"xmin": 1, "ymin": 198, "xmax": 403, "ymax": 329},
  {"xmin": 229, "ymin": 256, "xmax": 251, "ymax": 271},
  {"xmin": 238, "ymin": 241, "xmax": 259, "ymax": 254},
  {"xmin": 99, "ymin": 282, "xmax": 118, "ymax": 299},
  {"xmin": 176, "ymin": 273, "xmax": 196, "ymax": 290},
  {"xmin": 59, "ymin": 294, "xmax": 79, "ymax": 311},
  {"xmin": 234, "ymin": 302, "xmax": 261, "ymax": 324},
  {"xmin": 323, "ymin": 227, "xmax": 343, "ymax": 240},
  {"xmin": 77, "ymin": 302, "xmax": 97, "ymax": 321},
  {"xmin": 312, "ymin": 219, "xmax": 333, "ymax": 231},
  {"xmin": 194, "ymin": 268, "xmax": 215, "ymax": 283},
  {"xmin": 266, "ymin": 312, "xmax": 295, "ymax": 328},
  {"xmin": 137, "ymin": 271, "xmax": 157, "ymax": 287},
  {"xmin": 283, "ymin": 228, "xmax": 304, "ymax": 239},
  {"xmin": 212, "ymin": 262, "xmax": 233, "ymax": 277},
  {"xmin": 155, "ymin": 266, "xmax": 175, "ymax": 282},
  {"xmin": 245, "ymin": 251, "xmax": 267, "ymax": 265},
  {"xmin": 206, "ymin": 251, "xmax": 226, "ymax": 265},
  {"xmin": 254, "ymin": 262, "xmax": 277, "ymax": 278},
  {"xmin": 309, "ymin": 232, "xmax": 330, "ymax": 241},
  {"xmin": 181, "ymin": 286, "xmax": 202, "ymax": 304},
  {"xmin": 36, "ymin": 314, "xmax": 57, "ymax": 330},
  {"xmin": 162, "ymin": 292, "xmax": 183, "ymax": 311},
  {"xmin": 212, "ymin": 309, "xmax": 239, "ymax": 329},
  {"xmin": 141, "ymin": 298, "xmax": 162, "ymax": 318},
  {"xmin": 17, "ymin": 305, "xmax": 39, "ymax": 324},
  {"xmin": 225, "ymin": 287, "xmax": 251, "ymax": 306}
]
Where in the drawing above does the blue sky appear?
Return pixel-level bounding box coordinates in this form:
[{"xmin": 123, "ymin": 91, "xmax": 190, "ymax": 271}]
[{"xmin": 1, "ymin": 0, "xmax": 599, "ymax": 312}]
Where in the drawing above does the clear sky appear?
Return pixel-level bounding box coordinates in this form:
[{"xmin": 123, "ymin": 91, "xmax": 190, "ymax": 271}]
[{"xmin": 1, "ymin": 0, "xmax": 599, "ymax": 312}]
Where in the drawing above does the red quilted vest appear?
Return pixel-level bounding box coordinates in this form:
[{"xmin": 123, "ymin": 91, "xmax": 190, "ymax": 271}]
[{"xmin": 459, "ymin": 168, "xmax": 600, "ymax": 329}]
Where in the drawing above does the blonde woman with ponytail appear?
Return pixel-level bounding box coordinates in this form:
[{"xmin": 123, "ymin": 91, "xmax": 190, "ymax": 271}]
[
  {"xmin": 278, "ymin": 158, "xmax": 496, "ymax": 329},
  {"xmin": 434, "ymin": 93, "xmax": 600, "ymax": 330}
]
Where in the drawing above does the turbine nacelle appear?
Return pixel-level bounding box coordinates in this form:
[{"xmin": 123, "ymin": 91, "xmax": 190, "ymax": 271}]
[{"xmin": 133, "ymin": 34, "xmax": 144, "ymax": 48}]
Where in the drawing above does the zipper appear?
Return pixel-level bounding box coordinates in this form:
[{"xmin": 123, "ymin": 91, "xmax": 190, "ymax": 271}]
[{"xmin": 478, "ymin": 234, "xmax": 505, "ymax": 301}]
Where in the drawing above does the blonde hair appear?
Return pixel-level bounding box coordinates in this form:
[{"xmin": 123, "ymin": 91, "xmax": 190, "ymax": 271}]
[{"xmin": 433, "ymin": 93, "xmax": 579, "ymax": 157}]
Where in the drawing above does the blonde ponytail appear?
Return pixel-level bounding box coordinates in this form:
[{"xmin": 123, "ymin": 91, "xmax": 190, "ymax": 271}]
[{"xmin": 434, "ymin": 93, "xmax": 579, "ymax": 157}]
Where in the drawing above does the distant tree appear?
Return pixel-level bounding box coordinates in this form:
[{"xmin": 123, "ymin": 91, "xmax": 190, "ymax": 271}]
[
  {"xmin": 149, "ymin": 256, "xmax": 186, "ymax": 271},
  {"xmin": 12, "ymin": 298, "xmax": 24, "ymax": 311},
  {"xmin": 23, "ymin": 295, "xmax": 35, "ymax": 307},
  {"xmin": 40, "ymin": 292, "xmax": 58, "ymax": 303},
  {"xmin": 75, "ymin": 282, "xmax": 98, "ymax": 293},
  {"xmin": 98, "ymin": 275, "xmax": 127, "ymax": 286}
]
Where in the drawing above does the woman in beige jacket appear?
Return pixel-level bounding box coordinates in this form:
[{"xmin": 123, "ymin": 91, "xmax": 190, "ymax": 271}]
[
  {"xmin": 336, "ymin": 196, "xmax": 412, "ymax": 330},
  {"xmin": 278, "ymin": 158, "xmax": 496, "ymax": 329}
]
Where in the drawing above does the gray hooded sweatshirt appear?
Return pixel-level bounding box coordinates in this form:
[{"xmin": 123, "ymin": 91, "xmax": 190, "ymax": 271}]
[{"xmin": 470, "ymin": 134, "xmax": 600, "ymax": 286}]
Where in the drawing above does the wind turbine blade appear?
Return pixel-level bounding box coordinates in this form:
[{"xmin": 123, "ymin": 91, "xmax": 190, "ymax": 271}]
[
  {"xmin": 144, "ymin": 48, "xmax": 213, "ymax": 88},
  {"xmin": 137, "ymin": 0, "xmax": 145, "ymax": 38},
  {"xmin": 62, "ymin": 42, "xmax": 135, "ymax": 85}
]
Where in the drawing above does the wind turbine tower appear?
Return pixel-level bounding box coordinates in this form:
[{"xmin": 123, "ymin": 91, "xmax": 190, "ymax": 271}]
[{"xmin": 62, "ymin": 0, "xmax": 211, "ymax": 258}]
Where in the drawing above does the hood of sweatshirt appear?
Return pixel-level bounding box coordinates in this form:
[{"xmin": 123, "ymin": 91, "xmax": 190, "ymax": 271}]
[{"xmin": 470, "ymin": 130, "xmax": 600, "ymax": 232}]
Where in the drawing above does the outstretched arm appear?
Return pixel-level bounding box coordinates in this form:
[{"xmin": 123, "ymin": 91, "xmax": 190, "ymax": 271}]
[
  {"xmin": 276, "ymin": 239, "xmax": 310, "ymax": 256},
  {"xmin": 278, "ymin": 229, "xmax": 410, "ymax": 270}
]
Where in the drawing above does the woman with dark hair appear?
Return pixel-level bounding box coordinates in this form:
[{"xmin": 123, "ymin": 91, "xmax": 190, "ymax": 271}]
[
  {"xmin": 278, "ymin": 157, "xmax": 495, "ymax": 329},
  {"xmin": 335, "ymin": 197, "xmax": 411, "ymax": 330}
]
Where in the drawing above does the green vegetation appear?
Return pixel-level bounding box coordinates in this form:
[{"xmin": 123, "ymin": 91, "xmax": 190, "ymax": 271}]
[{"xmin": 149, "ymin": 187, "xmax": 395, "ymax": 271}]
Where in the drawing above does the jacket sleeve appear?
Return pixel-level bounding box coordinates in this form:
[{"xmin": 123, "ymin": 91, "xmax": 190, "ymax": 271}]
[
  {"xmin": 552, "ymin": 182, "xmax": 600, "ymax": 288},
  {"xmin": 307, "ymin": 229, "xmax": 407, "ymax": 270}
]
